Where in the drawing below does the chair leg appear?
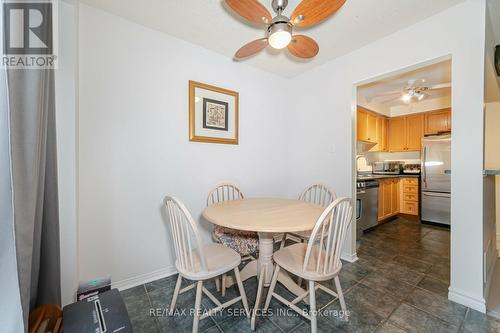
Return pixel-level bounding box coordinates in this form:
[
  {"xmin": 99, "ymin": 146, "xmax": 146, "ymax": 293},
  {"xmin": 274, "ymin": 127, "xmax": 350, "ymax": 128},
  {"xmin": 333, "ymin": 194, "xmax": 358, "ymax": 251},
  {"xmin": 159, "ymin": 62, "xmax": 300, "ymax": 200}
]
[
  {"xmin": 251, "ymin": 268, "xmax": 266, "ymax": 331},
  {"xmin": 221, "ymin": 273, "xmax": 226, "ymax": 297},
  {"xmin": 263, "ymin": 265, "xmax": 280, "ymax": 311},
  {"xmin": 192, "ymin": 281, "xmax": 203, "ymax": 333},
  {"xmin": 280, "ymin": 233, "xmax": 287, "ymax": 249},
  {"xmin": 169, "ymin": 274, "xmax": 182, "ymax": 315},
  {"xmin": 215, "ymin": 276, "xmax": 221, "ymax": 292},
  {"xmin": 234, "ymin": 267, "xmax": 250, "ymax": 318},
  {"xmin": 334, "ymin": 275, "xmax": 347, "ymax": 313},
  {"xmin": 309, "ymin": 280, "xmax": 317, "ymax": 333}
]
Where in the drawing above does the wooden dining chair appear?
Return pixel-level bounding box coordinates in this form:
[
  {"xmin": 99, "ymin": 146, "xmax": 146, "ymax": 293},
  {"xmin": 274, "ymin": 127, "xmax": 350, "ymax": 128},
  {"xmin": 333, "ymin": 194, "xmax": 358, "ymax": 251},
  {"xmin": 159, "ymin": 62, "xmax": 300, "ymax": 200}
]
[
  {"xmin": 280, "ymin": 184, "xmax": 336, "ymax": 249},
  {"xmin": 207, "ymin": 182, "xmax": 258, "ymax": 295},
  {"xmin": 263, "ymin": 197, "xmax": 353, "ymax": 333},
  {"xmin": 164, "ymin": 196, "xmax": 250, "ymax": 333}
]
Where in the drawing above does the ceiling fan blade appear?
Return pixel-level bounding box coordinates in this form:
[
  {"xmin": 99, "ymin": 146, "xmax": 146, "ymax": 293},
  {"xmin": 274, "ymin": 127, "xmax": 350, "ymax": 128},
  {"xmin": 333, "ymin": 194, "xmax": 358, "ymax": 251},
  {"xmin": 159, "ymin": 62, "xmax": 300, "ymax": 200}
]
[
  {"xmin": 287, "ymin": 35, "xmax": 319, "ymax": 59},
  {"xmin": 234, "ymin": 38, "xmax": 268, "ymax": 60},
  {"xmin": 407, "ymin": 79, "xmax": 425, "ymax": 88},
  {"xmin": 225, "ymin": 0, "xmax": 272, "ymax": 26},
  {"xmin": 291, "ymin": 0, "xmax": 346, "ymax": 27},
  {"xmin": 427, "ymin": 82, "xmax": 451, "ymax": 90}
]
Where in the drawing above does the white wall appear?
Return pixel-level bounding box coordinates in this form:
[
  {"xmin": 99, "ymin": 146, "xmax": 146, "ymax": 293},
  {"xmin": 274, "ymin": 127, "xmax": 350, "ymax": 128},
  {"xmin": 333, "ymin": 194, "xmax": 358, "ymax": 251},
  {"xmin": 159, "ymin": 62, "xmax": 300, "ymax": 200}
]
[
  {"xmin": 0, "ymin": 41, "xmax": 25, "ymax": 333},
  {"xmin": 286, "ymin": 0, "xmax": 487, "ymax": 311},
  {"xmin": 78, "ymin": 4, "xmax": 290, "ymax": 288}
]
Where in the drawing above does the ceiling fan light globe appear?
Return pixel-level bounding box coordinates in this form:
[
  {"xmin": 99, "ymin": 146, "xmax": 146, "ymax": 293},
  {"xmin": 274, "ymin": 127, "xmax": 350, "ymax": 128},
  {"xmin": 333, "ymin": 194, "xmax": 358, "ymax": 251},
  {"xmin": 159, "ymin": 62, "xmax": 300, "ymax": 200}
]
[{"xmin": 269, "ymin": 30, "xmax": 292, "ymax": 49}]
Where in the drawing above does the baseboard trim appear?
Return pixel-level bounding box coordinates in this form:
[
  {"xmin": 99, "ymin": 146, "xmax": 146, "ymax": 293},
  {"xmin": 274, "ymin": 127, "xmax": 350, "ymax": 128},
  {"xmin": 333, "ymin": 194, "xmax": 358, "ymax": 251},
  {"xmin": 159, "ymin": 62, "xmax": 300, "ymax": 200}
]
[
  {"xmin": 112, "ymin": 266, "xmax": 177, "ymax": 291},
  {"xmin": 341, "ymin": 251, "xmax": 359, "ymax": 263},
  {"xmin": 448, "ymin": 287, "xmax": 486, "ymax": 313}
]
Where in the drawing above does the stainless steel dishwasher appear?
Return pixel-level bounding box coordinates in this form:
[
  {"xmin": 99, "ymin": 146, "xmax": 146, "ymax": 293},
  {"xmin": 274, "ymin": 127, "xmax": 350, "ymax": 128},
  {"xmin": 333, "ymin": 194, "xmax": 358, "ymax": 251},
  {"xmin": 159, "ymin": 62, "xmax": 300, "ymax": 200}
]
[{"xmin": 356, "ymin": 180, "xmax": 379, "ymax": 233}]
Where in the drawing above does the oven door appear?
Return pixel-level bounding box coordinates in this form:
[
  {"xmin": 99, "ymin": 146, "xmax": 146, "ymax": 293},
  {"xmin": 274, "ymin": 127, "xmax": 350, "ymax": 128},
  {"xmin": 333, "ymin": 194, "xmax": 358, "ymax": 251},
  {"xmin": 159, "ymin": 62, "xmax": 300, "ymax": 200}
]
[{"xmin": 356, "ymin": 193, "xmax": 363, "ymax": 240}]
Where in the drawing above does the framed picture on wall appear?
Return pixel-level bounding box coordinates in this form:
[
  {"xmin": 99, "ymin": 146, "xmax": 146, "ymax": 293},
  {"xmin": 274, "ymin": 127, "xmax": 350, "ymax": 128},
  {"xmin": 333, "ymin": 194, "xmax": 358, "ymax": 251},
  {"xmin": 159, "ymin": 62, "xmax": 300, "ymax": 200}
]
[{"xmin": 189, "ymin": 80, "xmax": 239, "ymax": 144}]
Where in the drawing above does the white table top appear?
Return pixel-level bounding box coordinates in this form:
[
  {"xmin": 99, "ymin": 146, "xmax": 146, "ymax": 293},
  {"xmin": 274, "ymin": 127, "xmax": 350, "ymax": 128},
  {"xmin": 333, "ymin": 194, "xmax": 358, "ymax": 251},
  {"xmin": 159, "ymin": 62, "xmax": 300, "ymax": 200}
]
[{"xmin": 202, "ymin": 198, "xmax": 324, "ymax": 233}]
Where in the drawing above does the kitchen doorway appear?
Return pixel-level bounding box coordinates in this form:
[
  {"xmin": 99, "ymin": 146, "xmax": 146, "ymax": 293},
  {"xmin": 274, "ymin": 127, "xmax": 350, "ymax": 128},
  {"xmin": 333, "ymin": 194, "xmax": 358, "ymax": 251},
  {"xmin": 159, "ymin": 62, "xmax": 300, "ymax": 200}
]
[{"xmin": 351, "ymin": 56, "xmax": 452, "ymax": 295}]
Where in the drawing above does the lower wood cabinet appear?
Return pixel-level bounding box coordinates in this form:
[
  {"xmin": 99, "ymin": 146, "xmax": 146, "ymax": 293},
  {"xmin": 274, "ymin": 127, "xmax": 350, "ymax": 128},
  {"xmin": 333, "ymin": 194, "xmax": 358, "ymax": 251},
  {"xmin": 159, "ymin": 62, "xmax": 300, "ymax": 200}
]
[
  {"xmin": 378, "ymin": 178, "xmax": 400, "ymax": 221},
  {"xmin": 400, "ymin": 178, "xmax": 419, "ymax": 216}
]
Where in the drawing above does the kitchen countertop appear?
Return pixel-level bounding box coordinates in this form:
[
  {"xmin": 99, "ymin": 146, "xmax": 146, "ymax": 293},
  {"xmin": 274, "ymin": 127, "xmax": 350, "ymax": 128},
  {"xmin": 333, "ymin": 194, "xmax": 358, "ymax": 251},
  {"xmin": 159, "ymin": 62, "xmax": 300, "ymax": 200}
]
[
  {"xmin": 357, "ymin": 174, "xmax": 420, "ymax": 181},
  {"xmin": 483, "ymin": 170, "xmax": 500, "ymax": 175}
]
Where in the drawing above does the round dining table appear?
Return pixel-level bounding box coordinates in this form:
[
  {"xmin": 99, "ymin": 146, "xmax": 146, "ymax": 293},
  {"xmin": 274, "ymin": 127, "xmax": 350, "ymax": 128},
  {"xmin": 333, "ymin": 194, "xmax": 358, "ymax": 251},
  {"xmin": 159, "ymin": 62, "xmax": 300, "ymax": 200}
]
[{"xmin": 203, "ymin": 198, "xmax": 324, "ymax": 328}]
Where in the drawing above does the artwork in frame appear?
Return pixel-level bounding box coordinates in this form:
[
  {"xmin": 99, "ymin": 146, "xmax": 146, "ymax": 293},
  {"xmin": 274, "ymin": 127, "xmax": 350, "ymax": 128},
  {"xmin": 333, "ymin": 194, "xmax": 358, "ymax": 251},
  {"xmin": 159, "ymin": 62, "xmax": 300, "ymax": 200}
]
[{"xmin": 189, "ymin": 80, "xmax": 238, "ymax": 144}]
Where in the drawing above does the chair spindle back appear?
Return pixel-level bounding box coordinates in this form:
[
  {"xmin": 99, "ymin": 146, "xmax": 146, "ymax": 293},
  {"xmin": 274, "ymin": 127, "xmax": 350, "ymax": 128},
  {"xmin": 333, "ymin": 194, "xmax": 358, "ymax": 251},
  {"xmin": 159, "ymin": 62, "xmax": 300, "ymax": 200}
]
[
  {"xmin": 207, "ymin": 182, "xmax": 244, "ymax": 206},
  {"xmin": 303, "ymin": 198, "xmax": 353, "ymax": 276},
  {"xmin": 299, "ymin": 184, "xmax": 336, "ymax": 208},
  {"xmin": 164, "ymin": 196, "xmax": 207, "ymax": 273}
]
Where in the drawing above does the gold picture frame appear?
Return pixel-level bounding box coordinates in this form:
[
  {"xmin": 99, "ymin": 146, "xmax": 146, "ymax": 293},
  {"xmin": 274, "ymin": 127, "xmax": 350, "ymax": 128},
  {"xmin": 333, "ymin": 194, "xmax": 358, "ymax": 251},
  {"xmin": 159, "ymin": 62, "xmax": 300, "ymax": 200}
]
[{"xmin": 189, "ymin": 80, "xmax": 239, "ymax": 145}]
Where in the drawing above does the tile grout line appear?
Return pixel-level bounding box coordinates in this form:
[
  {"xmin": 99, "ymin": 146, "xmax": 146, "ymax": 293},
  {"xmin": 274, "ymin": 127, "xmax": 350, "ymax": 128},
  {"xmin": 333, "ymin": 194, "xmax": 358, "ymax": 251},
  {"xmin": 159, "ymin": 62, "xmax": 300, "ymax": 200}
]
[
  {"xmin": 458, "ymin": 308, "xmax": 470, "ymax": 333},
  {"xmin": 143, "ymin": 283, "xmax": 162, "ymax": 333}
]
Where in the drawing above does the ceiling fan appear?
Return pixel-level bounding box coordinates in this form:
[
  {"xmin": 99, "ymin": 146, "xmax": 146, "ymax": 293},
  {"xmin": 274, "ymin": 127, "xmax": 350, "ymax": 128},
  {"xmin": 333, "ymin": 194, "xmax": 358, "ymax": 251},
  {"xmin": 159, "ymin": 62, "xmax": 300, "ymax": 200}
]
[
  {"xmin": 225, "ymin": 0, "xmax": 347, "ymax": 60},
  {"xmin": 370, "ymin": 79, "xmax": 451, "ymax": 104}
]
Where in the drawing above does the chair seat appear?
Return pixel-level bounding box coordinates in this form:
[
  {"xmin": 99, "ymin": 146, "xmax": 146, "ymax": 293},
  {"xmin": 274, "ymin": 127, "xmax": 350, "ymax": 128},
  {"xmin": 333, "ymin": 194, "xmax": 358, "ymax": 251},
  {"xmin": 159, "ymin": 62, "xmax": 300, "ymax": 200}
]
[
  {"xmin": 213, "ymin": 226, "xmax": 259, "ymax": 256},
  {"xmin": 177, "ymin": 243, "xmax": 241, "ymax": 280},
  {"xmin": 273, "ymin": 243, "xmax": 341, "ymax": 281}
]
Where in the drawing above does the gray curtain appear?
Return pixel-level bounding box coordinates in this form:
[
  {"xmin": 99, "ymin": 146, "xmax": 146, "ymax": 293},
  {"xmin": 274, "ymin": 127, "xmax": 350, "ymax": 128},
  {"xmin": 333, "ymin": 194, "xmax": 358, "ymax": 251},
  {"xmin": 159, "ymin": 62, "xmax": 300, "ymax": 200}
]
[
  {"xmin": 0, "ymin": 69, "xmax": 25, "ymax": 333},
  {"xmin": 6, "ymin": 67, "xmax": 61, "ymax": 328}
]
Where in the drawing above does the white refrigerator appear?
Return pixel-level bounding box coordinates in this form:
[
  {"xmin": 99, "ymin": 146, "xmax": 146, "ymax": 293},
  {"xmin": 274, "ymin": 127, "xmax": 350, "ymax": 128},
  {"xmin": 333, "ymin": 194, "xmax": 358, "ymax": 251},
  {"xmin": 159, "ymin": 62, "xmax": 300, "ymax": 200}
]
[{"xmin": 421, "ymin": 134, "xmax": 451, "ymax": 225}]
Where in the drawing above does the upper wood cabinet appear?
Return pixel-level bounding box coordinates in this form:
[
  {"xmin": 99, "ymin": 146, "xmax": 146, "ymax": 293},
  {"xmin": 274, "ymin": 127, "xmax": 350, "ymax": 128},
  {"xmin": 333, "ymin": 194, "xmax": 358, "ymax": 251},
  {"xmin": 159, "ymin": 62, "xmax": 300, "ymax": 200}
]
[
  {"xmin": 406, "ymin": 114, "xmax": 425, "ymax": 151},
  {"xmin": 357, "ymin": 110, "xmax": 369, "ymax": 142},
  {"xmin": 388, "ymin": 117, "xmax": 406, "ymax": 152},
  {"xmin": 425, "ymin": 109, "xmax": 451, "ymax": 135},
  {"xmin": 357, "ymin": 108, "xmax": 377, "ymax": 143},
  {"xmin": 367, "ymin": 113, "xmax": 377, "ymax": 143},
  {"xmin": 388, "ymin": 114, "xmax": 424, "ymax": 152},
  {"xmin": 357, "ymin": 107, "xmax": 389, "ymax": 152}
]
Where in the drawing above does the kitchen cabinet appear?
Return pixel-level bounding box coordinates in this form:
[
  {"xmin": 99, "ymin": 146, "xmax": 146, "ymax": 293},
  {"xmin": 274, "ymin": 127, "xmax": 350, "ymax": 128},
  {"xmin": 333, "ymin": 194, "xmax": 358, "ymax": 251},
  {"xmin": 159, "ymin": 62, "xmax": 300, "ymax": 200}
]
[
  {"xmin": 378, "ymin": 178, "xmax": 400, "ymax": 221},
  {"xmin": 357, "ymin": 108, "xmax": 377, "ymax": 143},
  {"xmin": 388, "ymin": 114, "xmax": 424, "ymax": 152},
  {"xmin": 388, "ymin": 117, "xmax": 406, "ymax": 152},
  {"xmin": 400, "ymin": 178, "xmax": 419, "ymax": 216},
  {"xmin": 425, "ymin": 109, "xmax": 451, "ymax": 135},
  {"xmin": 371, "ymin": 117, "xmax": 389, "ymax": 152},
  {"xmin": 367, "ymin": 113, "xmax": 377, "ymax": 143},
  {"xmin": 358, "ymin": 107, "xmax": 388, "ymax": 151},
  {"xmin": 357, "ymin": 109, "xmax": 369, "ymax": 142},
  {"xmin": 406, "ymin": 114, "xmax": 425, "ymax": 151}
]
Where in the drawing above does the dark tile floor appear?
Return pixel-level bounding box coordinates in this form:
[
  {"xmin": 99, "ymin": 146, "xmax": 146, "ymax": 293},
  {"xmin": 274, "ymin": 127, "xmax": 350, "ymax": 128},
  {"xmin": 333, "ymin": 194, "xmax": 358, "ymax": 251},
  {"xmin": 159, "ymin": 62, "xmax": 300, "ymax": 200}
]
[{"xmin": 121, "ymin": 217, "xmax": 500, "ymax": 332}]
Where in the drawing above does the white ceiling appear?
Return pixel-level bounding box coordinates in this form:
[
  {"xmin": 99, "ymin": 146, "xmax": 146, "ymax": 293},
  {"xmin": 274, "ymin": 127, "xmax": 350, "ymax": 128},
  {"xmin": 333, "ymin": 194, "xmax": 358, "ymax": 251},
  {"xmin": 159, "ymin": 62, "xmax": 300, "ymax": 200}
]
[
  {"xmin": 357, "ymin": 60, "xmax": 451, "ymax": 115},
  {"xmin": 79, "ymin": 0, "xmax": 465, "ymax": 78},
  {"xmin": 358, "ymin": 60, "xmax": 451, "ymax": 107}
]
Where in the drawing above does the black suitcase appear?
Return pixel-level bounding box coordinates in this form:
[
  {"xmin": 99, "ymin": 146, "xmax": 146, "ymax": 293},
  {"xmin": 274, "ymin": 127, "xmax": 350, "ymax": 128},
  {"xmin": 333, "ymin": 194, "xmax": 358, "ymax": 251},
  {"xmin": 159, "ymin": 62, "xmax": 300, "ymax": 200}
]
[{"xmin": 63, "ymin": 289, "xmax": 133, "ymax": 333}]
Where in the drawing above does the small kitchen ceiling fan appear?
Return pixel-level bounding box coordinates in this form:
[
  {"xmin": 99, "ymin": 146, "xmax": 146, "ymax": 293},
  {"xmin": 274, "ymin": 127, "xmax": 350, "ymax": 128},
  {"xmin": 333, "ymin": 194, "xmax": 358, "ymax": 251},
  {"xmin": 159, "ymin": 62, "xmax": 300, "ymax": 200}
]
[
  {"xmin": 371, "ymin": 79, "xmax": 451, "ymax": 104},
  {"xmin": 225, "ymin": 0, "xmax": 346, "ymax": 60}
]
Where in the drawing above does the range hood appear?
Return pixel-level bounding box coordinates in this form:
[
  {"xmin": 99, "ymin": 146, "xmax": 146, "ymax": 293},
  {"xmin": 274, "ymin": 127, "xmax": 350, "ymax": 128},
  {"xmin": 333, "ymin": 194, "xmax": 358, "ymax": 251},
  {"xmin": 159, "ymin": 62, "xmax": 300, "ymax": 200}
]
[{"xmin": 357, "ymin": 140, "xmax": 377, "ymax": 154}]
